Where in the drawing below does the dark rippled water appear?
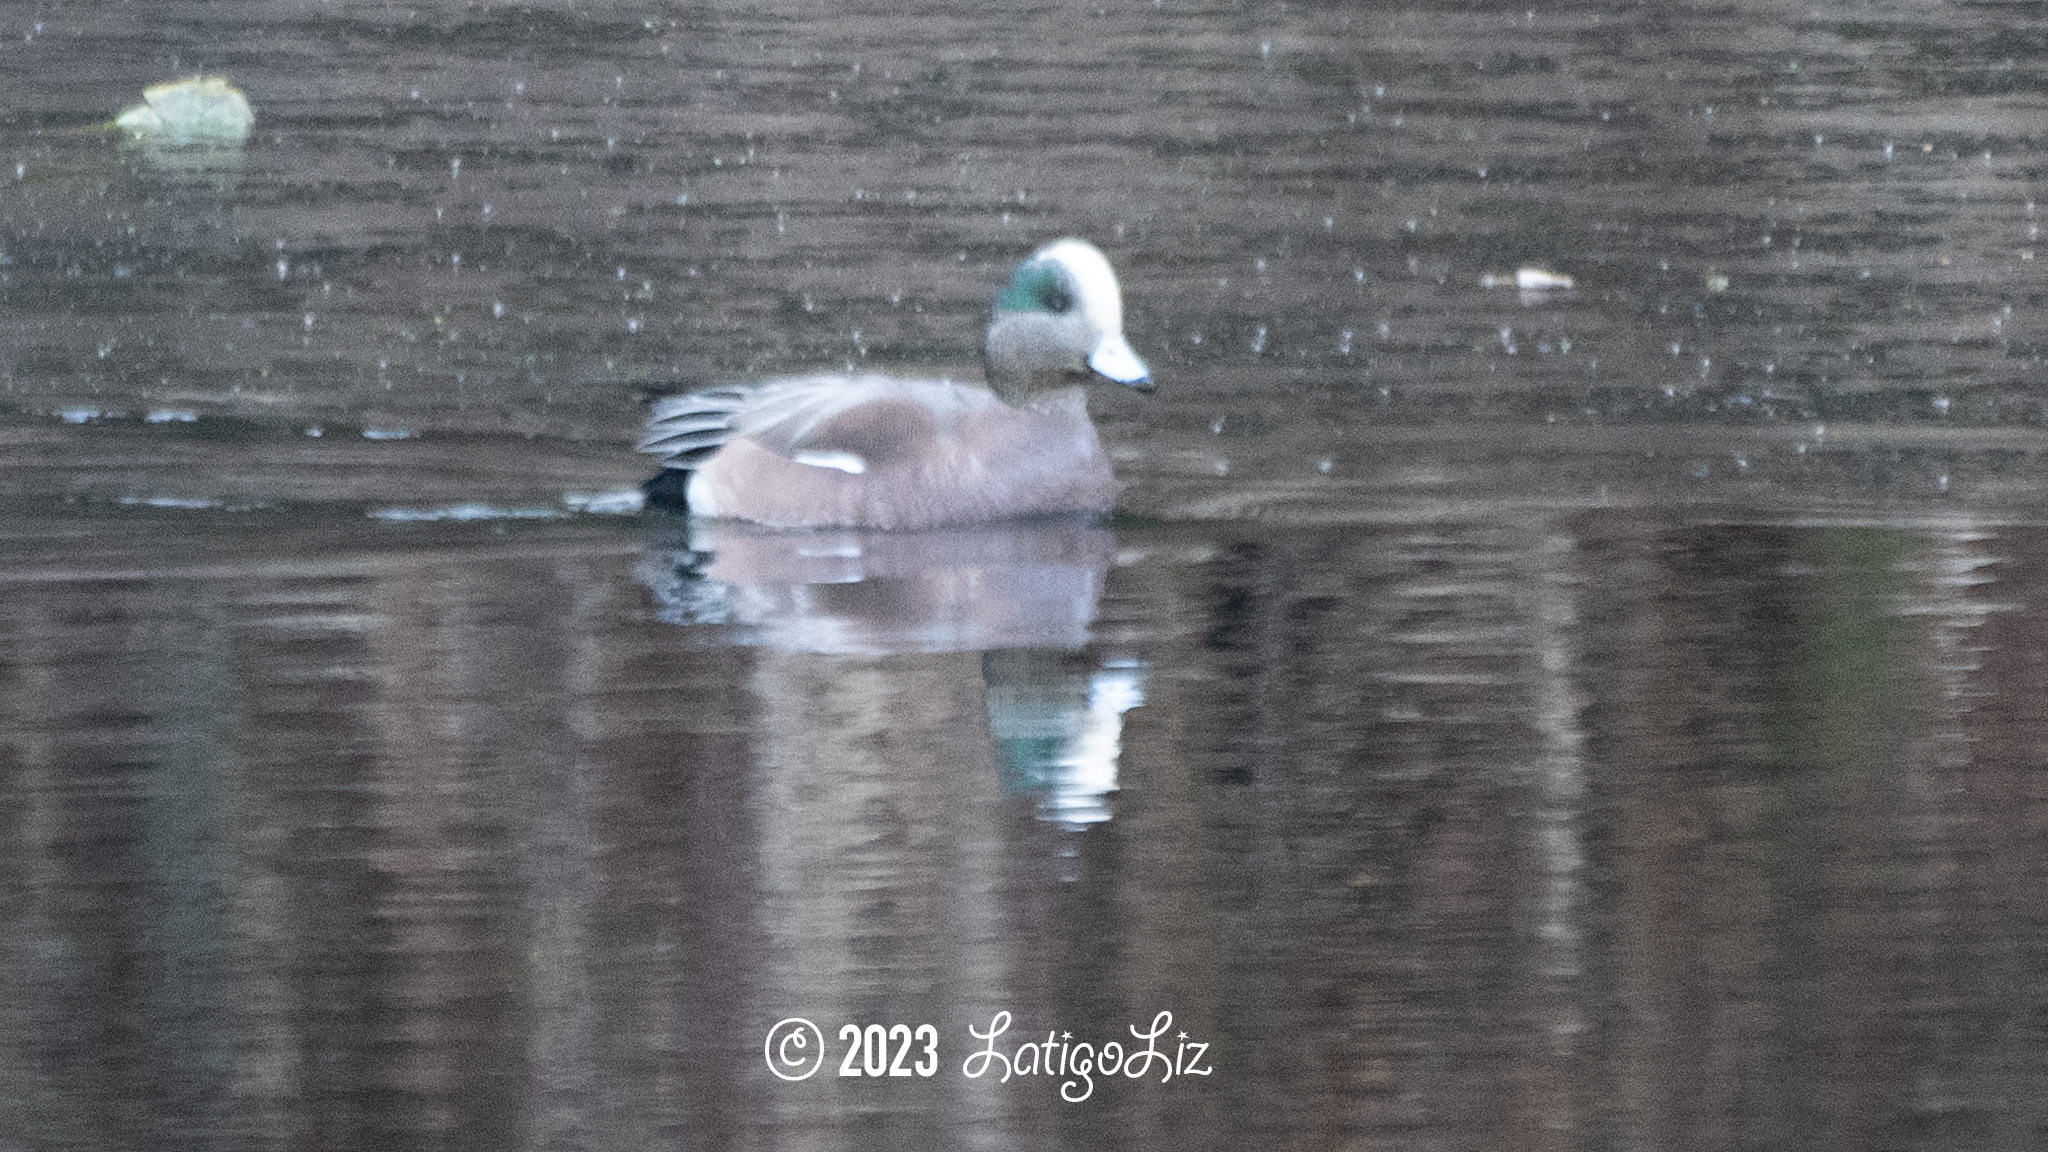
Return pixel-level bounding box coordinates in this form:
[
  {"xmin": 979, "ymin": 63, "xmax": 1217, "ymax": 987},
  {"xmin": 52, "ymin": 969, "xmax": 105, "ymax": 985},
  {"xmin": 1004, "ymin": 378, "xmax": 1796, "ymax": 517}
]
[{"xmin": 5, "ymin": 1, "xmax": 2048, "ymax": 1149}]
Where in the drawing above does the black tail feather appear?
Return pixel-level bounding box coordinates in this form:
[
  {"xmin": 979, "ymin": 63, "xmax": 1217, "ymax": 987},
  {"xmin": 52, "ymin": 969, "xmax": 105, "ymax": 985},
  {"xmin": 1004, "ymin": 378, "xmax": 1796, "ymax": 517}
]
[{"xmin": 641, "ymin": 468, "xmax": 695, "ymax": 512}]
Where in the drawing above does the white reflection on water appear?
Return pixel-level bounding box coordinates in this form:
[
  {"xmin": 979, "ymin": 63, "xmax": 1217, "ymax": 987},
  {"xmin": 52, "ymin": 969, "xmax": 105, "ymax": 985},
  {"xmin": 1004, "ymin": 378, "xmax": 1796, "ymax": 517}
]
[{"xmin": 988, "ymin": 657, "xmax": 1145, "ymax": 829}]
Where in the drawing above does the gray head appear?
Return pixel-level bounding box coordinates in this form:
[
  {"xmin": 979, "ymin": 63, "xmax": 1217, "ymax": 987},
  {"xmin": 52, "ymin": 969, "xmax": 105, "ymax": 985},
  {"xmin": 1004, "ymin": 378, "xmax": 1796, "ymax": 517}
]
[{"xmin": 984, "ymin": 239, "xmax": 1152, "ymax": 405}]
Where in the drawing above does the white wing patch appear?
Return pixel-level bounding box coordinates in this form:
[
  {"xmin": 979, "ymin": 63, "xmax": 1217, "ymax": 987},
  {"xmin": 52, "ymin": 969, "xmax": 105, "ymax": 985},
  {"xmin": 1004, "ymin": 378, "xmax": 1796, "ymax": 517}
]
[{"xmin": 792, "ymin": 450, "xmax": 868, "ymax": 475}]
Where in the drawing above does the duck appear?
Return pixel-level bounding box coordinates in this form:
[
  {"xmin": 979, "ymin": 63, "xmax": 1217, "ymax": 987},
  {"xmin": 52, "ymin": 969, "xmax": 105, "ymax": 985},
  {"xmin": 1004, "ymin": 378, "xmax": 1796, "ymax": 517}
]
[{"xmin": 637, "ymin": 239, "xmax": 1152, "ymax": 529}]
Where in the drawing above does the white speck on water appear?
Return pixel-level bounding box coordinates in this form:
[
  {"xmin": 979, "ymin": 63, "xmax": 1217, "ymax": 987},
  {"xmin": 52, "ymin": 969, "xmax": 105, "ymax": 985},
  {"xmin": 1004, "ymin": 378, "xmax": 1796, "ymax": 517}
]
[
  {"xmin": 1250, "ymin": 326, "xmax": 1267, "ymax": 354},
  {"xmin": 363, "ymin": 428, "xmax": 414, "ymax": 440}
]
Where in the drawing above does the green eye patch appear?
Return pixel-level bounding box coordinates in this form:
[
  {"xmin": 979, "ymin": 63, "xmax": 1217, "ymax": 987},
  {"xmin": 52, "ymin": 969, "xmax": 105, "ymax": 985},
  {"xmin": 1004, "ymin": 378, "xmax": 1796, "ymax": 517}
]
[{"xmin": 996, "ymin": 260, "xmax": 1074, "ymax": 314}]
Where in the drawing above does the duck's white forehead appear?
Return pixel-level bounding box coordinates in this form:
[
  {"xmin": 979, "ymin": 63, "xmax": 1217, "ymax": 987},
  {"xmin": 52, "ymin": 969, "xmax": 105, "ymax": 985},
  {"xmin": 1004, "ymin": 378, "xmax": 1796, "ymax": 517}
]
[{"xmin": 1034, "ymin": 239, "xmax": 1123, "ymax": 334}]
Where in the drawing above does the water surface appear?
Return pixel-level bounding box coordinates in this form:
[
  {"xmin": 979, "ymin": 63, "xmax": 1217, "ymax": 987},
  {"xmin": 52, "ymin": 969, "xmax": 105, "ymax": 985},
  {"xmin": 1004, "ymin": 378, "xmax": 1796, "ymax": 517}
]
[{"xmin": 4, "ymin": 0, "xmax": 2048, "ymax": 1148}]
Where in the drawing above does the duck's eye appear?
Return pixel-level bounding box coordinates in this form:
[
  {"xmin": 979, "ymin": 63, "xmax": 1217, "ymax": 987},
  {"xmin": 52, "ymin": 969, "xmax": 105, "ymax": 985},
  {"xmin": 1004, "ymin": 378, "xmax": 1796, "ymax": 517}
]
[{"xmin": 1040, "ymin": 282, "xmax": 1073, "ymax": 313}]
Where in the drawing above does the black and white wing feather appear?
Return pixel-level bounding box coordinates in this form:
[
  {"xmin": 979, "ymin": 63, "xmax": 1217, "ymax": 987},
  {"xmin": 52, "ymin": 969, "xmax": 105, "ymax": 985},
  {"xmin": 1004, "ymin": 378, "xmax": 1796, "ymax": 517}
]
[{"xmin": 637, "ymin": 386, "xmax": 754, "ymax": 470}]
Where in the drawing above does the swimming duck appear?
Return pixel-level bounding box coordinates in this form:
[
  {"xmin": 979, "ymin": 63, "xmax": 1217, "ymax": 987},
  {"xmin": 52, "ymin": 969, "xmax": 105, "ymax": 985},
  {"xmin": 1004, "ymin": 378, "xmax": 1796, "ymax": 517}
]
[{"xmin": 637, "ymin": 239, "xmax": 1152, "ymax": 528}]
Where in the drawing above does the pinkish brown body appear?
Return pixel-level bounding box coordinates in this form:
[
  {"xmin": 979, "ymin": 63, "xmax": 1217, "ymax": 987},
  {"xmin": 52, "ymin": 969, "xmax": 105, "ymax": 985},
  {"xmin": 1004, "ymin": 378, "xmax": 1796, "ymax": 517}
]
[{"xmin": 681, "ymin": 376, "xmax": 1114, "ymax": 529}]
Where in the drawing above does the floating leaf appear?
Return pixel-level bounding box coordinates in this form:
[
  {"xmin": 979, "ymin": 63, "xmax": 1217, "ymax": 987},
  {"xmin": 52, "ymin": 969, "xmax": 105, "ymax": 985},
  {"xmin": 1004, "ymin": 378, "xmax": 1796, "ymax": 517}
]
[{"xmin": 114, "ymin": 76, "xmax": 253, "ymax": 142}]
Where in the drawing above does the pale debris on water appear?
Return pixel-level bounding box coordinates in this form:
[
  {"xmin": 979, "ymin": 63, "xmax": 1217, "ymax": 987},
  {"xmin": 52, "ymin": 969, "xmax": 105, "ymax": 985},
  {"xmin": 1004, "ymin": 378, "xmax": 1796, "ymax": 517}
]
[
  {"xmin": 1482, "ymin": 267, "xmax": 1576, "ymax": 291},
  {"xmin": 114, "ymin": 77, "xmax": 254, "ymax": 141},
  {"xmin": 370, "ymin": 503, "xmax": 564, "ymax": 523},
  {"xmin": 565, "ymin": 489, "xmax": 647, "ymax": 515}
]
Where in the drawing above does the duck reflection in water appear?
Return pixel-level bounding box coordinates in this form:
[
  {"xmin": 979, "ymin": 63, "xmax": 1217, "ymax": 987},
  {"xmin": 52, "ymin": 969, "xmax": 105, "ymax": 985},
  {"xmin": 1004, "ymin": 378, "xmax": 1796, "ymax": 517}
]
[{"xmin": 638, "ymin": 513, "xmax": 1144, "ymax": 829}]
